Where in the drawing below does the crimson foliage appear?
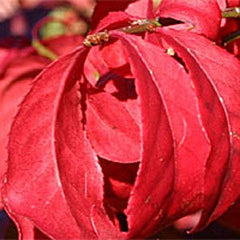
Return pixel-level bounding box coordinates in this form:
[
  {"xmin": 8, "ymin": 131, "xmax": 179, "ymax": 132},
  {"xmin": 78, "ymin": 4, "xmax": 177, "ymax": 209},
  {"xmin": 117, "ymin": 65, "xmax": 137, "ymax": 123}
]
[{"xmin": 1, "ymin": 0, "xmax": 240, "ymax": 239}]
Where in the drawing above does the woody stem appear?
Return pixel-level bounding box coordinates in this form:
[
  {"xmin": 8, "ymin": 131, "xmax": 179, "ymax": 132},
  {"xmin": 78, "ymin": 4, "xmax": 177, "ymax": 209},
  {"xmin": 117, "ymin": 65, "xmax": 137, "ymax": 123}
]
[
  {"xmin": 119, "ymin": 19, "xmax": 161, "ymax": 34},
  {"xmin": 222, "ymin": 7, "xmax": 240, "ymax": 18}
]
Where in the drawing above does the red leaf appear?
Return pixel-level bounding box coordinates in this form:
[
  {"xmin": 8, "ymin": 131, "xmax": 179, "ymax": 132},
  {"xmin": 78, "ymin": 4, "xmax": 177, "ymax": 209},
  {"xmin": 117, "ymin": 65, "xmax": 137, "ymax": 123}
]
[
  {"xmin": 91, "ymin": 1, "xmax": 137, "ymax": 30},
  {"xmin": 86, "ymin": 90, "xmax": 141, "ymax": 163},
  {"xmin": 158, "ymin": 29, "xmax": 240, "ymax": 231},
  {"xmin": 0, "ymin": 53, "xmax": 48, "ymax": 210},
  {"xmin": 3, "ymin": 50, "xmax": 88, "ymax": 239},
  {"xmin": 0, "ymin": 47, "xmax": 31, "ymax": 76},
  {"xmin": 92, "ymin": 0, "xmax": 154, "ymax": 21},
  {"xmin": 3, "ymin": 5, "xmax": 240, "ymax": 237},
  {"xmin": 92, "ymin": 1, "xmax": 154, "ymax": 33},
  {"xmin": 156, "ymin": 0, "xmax": 221, "ymax": 39},
  {"xmin": 217, "ymin": 0, "xmax": 227, "ymax": 8},
  {"xmin": 155, "ymin": 29, "xmax": 230, "ymax": 231},
  {"xmin": 42, "ymin": 35, "xmax": 84, "ymax": 56},
  {"xmin": 84, "ymin": 46, "xmax": 109, "ymax": 86},
  {"xmin": 112, "ymin": 31, "xmax": 175, "ymax": 238},
  {"xmin": 54, "ymin": 48, "xmax": 122, "ymax": 238},
  {"xmin": 226, "ymin": 0, "xmax": 240, "ymax": 6},
  {"xmin": 84, "ymin": 45, "xmax": 140, "ymax": 163},
  {"xmin": 125, "ymin": 0, "xmax": 155, "ymax": 18},
  {"xmin": 0, "ymin": 35, "xmax": 84, "ymax": 211},
  {"xmin": 3, "ymin": 45, "xmax": 123, "ymax": 238},
  {"xmin": 85, "ymin": 40, "xmax": 132, "ymax": 81},
  {"xmin": 91, "ymin": 11, "xmax": 134, "ymax": 34},
  {"xmin": 100, "ymin": 40, "xmax": 129, "ymax": 70},
  {"xmin": 113, "ymin": 31, "xmax": 214, "ymax": 237},
  {"xmin": 99, "ymin": 158, "xmax": 139, "ymax": 214}
]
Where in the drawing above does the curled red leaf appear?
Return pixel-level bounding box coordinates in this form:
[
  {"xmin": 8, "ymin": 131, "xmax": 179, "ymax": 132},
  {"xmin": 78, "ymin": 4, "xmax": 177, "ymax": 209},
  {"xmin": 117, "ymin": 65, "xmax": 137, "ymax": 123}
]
[{"xmin": 156, "ymin": 0, "xmax": 221, "ymax": 39}]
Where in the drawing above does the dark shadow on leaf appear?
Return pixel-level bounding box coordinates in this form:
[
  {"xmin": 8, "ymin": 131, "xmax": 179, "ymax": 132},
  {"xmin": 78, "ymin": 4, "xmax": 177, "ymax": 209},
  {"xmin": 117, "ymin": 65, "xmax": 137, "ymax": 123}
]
[
  {"xmin": 94, "ymin": 71, "xmax": 137, "ymax": 101},
  {"xmin": 158, "ymin": 17, "xmax": 183, "ymax": 27},
  {"xmin": 98, "ymin": 157, "xmax": 139, "ymax": 232}
]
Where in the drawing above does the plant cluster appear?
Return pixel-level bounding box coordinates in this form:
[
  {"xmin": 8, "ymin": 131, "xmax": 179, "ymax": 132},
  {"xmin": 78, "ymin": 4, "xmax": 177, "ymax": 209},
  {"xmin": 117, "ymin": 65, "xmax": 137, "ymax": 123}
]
[{"xmin": 1, "ymin": 0, "xmax": 240, "ymax": 239}]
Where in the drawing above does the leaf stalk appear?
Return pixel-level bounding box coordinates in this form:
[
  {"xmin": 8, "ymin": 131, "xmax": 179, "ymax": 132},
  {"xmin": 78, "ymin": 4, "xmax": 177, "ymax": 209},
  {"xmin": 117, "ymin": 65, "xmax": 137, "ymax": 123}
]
[
  {"xmin": 32, "ymin": 40, "xmax": 58, "ymax": 61},
  {"xmin": 120, "ymin": 19, "xmax": 161, "ymax": 34},
  {"xmin": 83, "ymin": 19, "xmax": 161, "ymax": 47},
  {"xmin": 222, "ymin": 7, "xmax": 240, "ymax": 18}
]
